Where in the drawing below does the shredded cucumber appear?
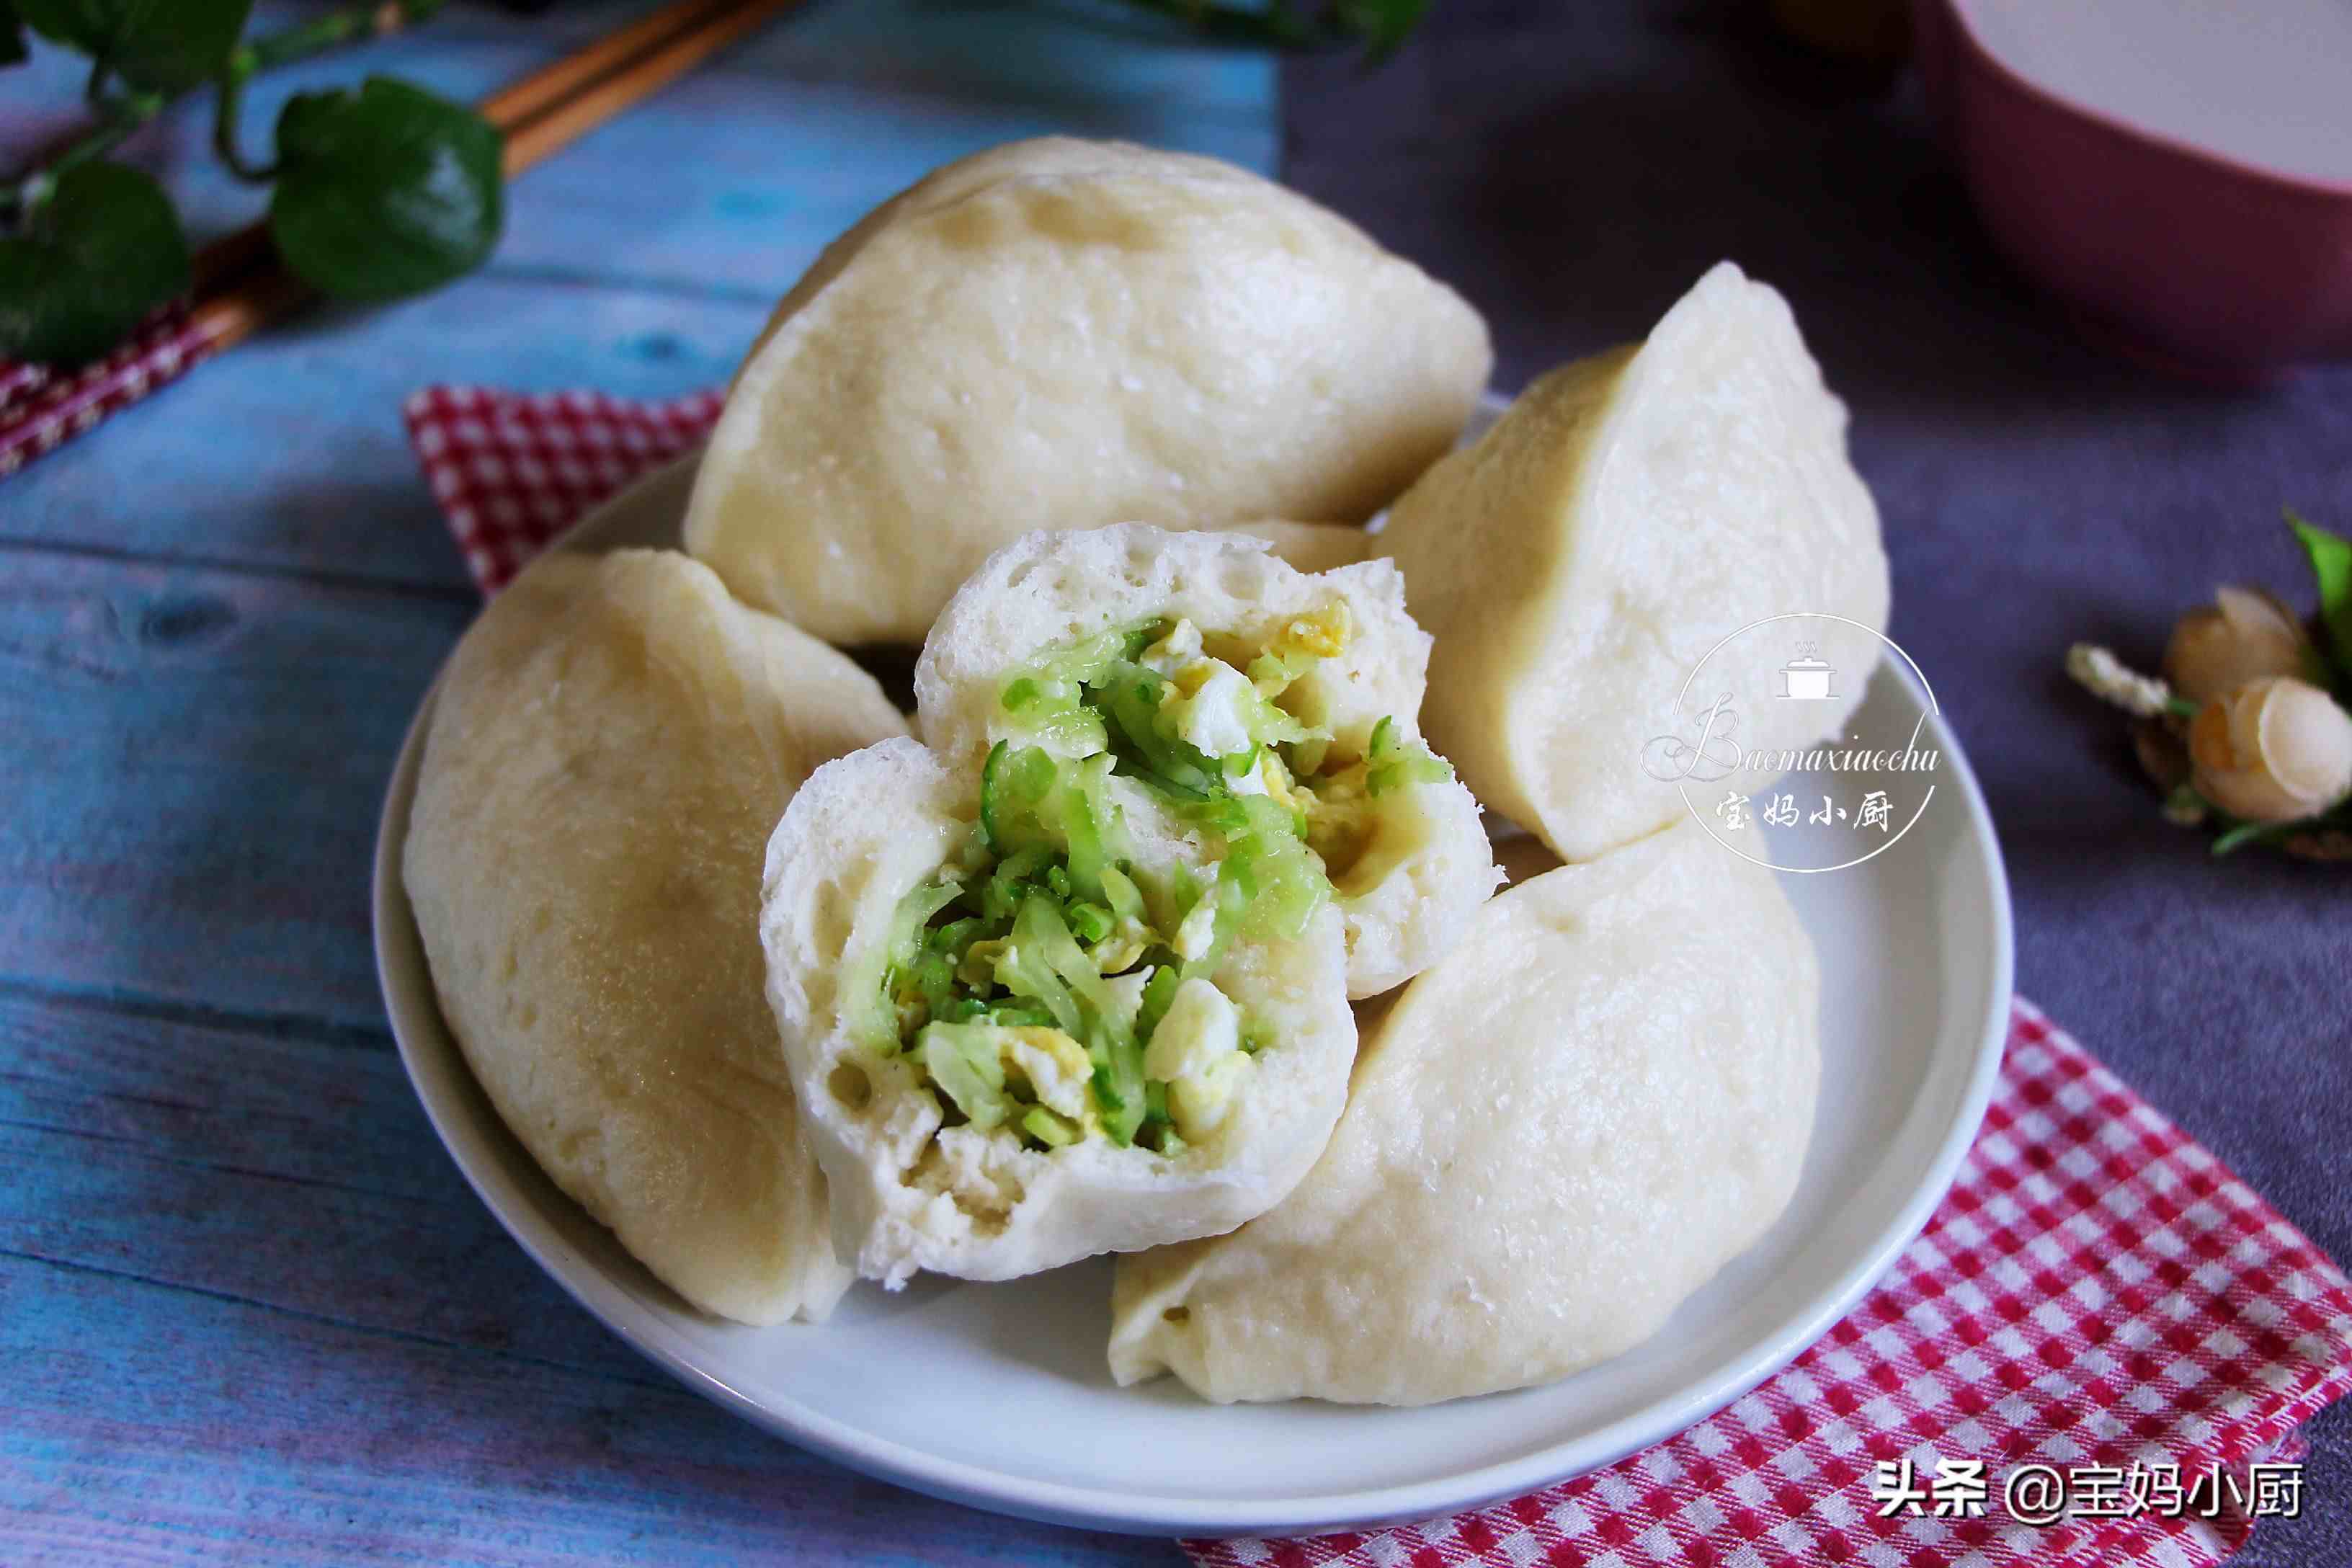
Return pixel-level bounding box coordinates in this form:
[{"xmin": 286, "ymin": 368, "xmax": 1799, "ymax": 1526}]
[
  {"xmin": 1365, "ymin": 715, "xmax": 1455, "ymax": 797},
  {"xmin": 919, "ymin": 1023, "xmax": 1012, "ymax": 1129},
  {"xmin": 875, "ymin": 612, "xmax": 1448, "ymax": 1153}
]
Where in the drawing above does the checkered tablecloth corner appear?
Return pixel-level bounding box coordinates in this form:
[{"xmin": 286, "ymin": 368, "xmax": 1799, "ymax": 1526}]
[
  {"xmin": 401, "ymin": 383, "xmax": 726, "ymax": 594},
  {"xmin": 402, "ymin": 384, "xmax": 2352, "ymax": 1568},
  {"xmin": 1, "ymin": 301, "xmax": 218, "ymax": 479},
  {"xmin": 1180, "ymin": 1001, "xmax": 2352, "ymax": 1568}
]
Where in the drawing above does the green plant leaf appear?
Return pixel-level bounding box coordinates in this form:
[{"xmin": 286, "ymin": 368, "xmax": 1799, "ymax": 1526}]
[
  {"xmin": 1332, "ymin": 0, "xmax": 1430, "ymax": 60},
  {"xmin": 17, "ymin": 0, "xmax": 252, "ymax": 92},
  {"xmin": 2211, "ymin": 816, "xmax": 2313, "ymax": 858},
  {"xmin": 3, "ymin": 0, "xmax": 31, "ymax": 68},
  {"xmin": 2286, "ymin": 508, "xmax": 2352, "ymax": 688},
  {"xmin": 1098, "ymin": 0, "xmax": 1429, "ymax": 57},
  {"xmin": 267, "ymin": 76, "xmax": 503, "ymax": 303},
  {"xmin": 0, "ymin": 159, "xmax": 188, "ymax": 364}
]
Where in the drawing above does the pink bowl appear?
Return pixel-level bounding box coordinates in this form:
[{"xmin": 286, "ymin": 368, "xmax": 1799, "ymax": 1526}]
[{"xmin": 1912, "ymin": 0, "xmax": 2352, "ymax": 379}]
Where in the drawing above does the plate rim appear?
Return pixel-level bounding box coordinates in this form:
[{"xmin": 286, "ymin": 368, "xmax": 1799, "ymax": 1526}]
[{"xmin": 374, "ymin": 450, "xmax": 2015, "ymax": 1539}]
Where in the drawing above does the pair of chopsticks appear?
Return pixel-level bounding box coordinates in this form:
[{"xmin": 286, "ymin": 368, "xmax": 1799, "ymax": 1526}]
[
  {"xmin": 193, "ymin": 0, "xmax": 807, "ymax": 352},
  {"xmin": 0, "ymin": 0, "xmax": 802, "ymax": 477}
]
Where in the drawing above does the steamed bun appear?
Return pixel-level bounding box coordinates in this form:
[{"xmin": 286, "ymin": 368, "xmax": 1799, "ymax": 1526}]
[
  {"xmin": 1108, "ymin": 818, "xmax": 1820, "ymax": 1404},
  {"xmin": 683, "ymin": 136, "xmax": 1492, "ymax": 646},
  {"xmin": 915, "ymin": 525, "xmax": 1497, "ymax": 1000},
  {"xmin": 1381, "ymin": 262, "xmax": 1890, "ymax": 862},
  {"xmin": 760, "ymin": 736, "xmax": 1356, "ymax": 1288},
  {"xmin": 1214, "ymin": 518, "xmax": 1376, "ymax": 576},
  {"xmin": 404, "ymin": 549, "xmax": 907, "ymax": 1324},
  {"xmin": 758, "ymin": 526, "xmax": 1494, "ymax": 1289}
]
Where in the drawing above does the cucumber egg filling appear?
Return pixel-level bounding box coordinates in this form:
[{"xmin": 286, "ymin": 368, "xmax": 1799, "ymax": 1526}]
[{"xmin": 865, "ymin": 609, "xmax": 1451, "ymax": 1158}]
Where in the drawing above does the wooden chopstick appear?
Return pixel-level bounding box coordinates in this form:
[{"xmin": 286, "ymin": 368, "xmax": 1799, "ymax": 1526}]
[
  {"xmin": 185, "ymin": 0, "xmax": 803, "ymax": 355},
  {"xmin": 502, "ymin": 0, "xmax": 806, "ymax": 176},
  {"xmin": 481, "ymin": 0, "xmax": 754, "ymax": 129}
]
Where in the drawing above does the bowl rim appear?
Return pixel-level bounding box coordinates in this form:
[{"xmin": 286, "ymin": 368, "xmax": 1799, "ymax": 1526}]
[{"xmin": 1931, "ymin": 0, "xmax": 2352, "ymax": 202}]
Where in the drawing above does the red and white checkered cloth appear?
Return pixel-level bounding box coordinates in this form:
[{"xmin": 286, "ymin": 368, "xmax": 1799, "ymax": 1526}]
[
  {"xmin": 406, "ymin": 385, "xmax": 2352, "ymax": 1568},
  {"xmin": 1188, "ymin": 999, "xmax": 2348, "ymax": 1568},
  {"xmin": 0, "ymin": 301, "xmax": 222, "ymax": 478},
  {"xmin": 404, "ymin": 384, "xmax": 725, "ymax": 592}
]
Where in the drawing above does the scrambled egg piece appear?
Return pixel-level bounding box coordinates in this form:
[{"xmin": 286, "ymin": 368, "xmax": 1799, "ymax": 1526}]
[
  {"xmin": 1255, "ymin": 749, "xmax": 1305, "ymax": 812},
  {"xmin": 1172, "ymin": 876, "xmax": 1223, "ymax": 962},
  {"xmin": 1273, "ymin": 601, "xmax": 1351, "ymax": 661},
  {"xmin": 1144, "ymin": 618, "xmax": 1254, "ymax": 757},
  {"xmin": 1002, "ymin": 1025, "xmax": 1095, "ymax": 1123},
  {"xmin": 959, "ymin": 937, "xmax": 1010, "ymax": 989},
  {"xmin": 1163, "ymin": 661, "xmax": 1257, "ymax": 759},
  {"xmin": 1139, "ymin": 617, "xmax": 1204, "ymax": 674},
  {"xmin": 1144, "ymin": 610, "xmax": 1353, "ymax": 768},
  {"xmin": 1143, "ymin": 976, "xmax": 1251, "ymax": 1140},
  {"xmin": 1102, "ymin": 967, "xmax": 1152, "ymax": 1038},
  {"xmin": 1088, "ymin": 916, "xmax": 1152, "ymax": 976}
]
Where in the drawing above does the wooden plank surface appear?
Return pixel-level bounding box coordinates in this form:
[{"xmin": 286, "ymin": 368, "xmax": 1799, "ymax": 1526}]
[
  {"xmin": 1, "ymin": 1, "xmax": 1276, "ymax": 285},
  {"xmin": 0, "ymin": 1259, "xmax": 1166, "ymax": 1567},
  {"xmin": 0, "ymin": 281, "xmax": 763, "ymax": 591},
  {"xmin": 0, "ymin": 1, "xmax": 1274, "ymax": 587},
  {"xmin": 1, "ymin": 1, "xmax": 1268, "ymax": 1560},
  {"xmin": 0, "ymin": 549, "xmax": 463, "ymax": 1028},
  {"xmin": 0, "ymin": 992, "xmax": 1175, "ymax": 1565},
  {"xmin": 0, "ymin": 990, "xmax": 658, "ymax": 1378}
]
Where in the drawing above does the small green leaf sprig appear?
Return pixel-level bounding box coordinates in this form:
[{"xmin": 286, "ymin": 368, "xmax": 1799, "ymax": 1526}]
[
  {"xmin": 1106, "ymin": 0, "xmax": 1434, "ymax": 63},
  {"xmin": 1, "ymin": 0, "xmax": 502, "ymax": 365},
  {"xmin": 2067, "ymin": 511, "xmax": 2352, "ymax": 861}
]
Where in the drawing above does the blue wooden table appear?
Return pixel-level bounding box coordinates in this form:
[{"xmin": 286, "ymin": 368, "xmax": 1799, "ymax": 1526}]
[
  {"xmin": 13, "ymin": 3, "xmax": 2352, "ymax": 1564},
  {"xmin": 1, "ymin": 3, "xmax": 1262, "ymax": 1560}
]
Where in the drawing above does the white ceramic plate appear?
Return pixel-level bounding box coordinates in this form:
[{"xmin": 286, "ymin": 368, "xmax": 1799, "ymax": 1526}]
[{"xmin": 374, "ymin": 429, "xmax": 2013, "ymax": 1538}]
